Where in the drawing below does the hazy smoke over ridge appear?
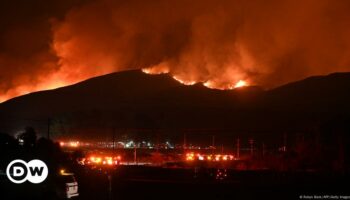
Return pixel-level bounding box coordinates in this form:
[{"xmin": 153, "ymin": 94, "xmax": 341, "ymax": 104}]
[{"xmin": 1, "ymin": 0, "xmax": 350, "ymax": 102}]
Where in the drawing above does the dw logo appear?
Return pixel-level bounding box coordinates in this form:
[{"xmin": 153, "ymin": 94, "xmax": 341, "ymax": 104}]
[{"xmin": 6, "ymin": 159, "xmax": 48, "ymax": 184}]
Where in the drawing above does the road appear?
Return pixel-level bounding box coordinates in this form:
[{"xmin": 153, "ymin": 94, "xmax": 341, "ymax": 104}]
[{"xmin": 1, "ymin": 166, "xmax": 349, "ymax": 200}]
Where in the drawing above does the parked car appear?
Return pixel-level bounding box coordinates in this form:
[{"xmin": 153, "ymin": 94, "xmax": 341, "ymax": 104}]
[{"xmin": 55, "ymin": 171, "xmax": 79, "ymax": 199}]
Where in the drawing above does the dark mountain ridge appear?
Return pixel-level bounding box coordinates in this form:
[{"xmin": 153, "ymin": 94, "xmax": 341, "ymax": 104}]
[{"xmin": 1, "ymin": 70, "xmax": 350, "ymax": 140}]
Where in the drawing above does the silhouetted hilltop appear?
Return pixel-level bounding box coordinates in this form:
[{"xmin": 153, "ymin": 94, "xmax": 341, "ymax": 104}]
[
  {"xmin": 0, "ymin": 70, "xmax": 349, "ymax": 140},
  {"xmin": 265, "ymin": 72, "xmax": 350, "ymax": 112}
]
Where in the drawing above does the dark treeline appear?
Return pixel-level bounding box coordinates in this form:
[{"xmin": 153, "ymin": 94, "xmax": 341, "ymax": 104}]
[{"xmin": 0, "ymin": 126, "xmax": 77, "ymax": 175}]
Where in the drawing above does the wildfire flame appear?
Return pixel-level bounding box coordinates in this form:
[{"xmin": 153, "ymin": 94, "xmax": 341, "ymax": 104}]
[
  {"xmin": 172, "ymin": 75, "xmax": 197, "ymax": 86},
  {"xmin": 141, "ymin": 61, "xmax": 170, "ymax": 75},
  {"xmin": 0, "ymin": 76, "xmax": 69, "ymax": 103},
  {"xmin": 141, "ymin": 67, "xmax": 250, "ymax": 90},
  {"xmin": 0, "ymin": 69, "xmax": 250, "ymax": 103},
  {"xmin": 234, "ymin": 80, "xmax": 248, "ymax": 88},
  {"xmin": 2, "ymin": 0, "xmax": 350, "ymax": 103},
  {"xmin": 203, "ymin": 80, "xmax": 216, "ymax": 89},
  {"xmin": 203, "ymin": 79, "xmax": 249, "ymax": 90},
  {"xmin": 141, "ymin": 64, "xmax": 169, "ymax": 75}
]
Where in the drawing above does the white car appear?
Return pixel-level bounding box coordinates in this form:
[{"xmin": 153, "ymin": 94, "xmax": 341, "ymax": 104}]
[{"xmin": 56, "ymin": 172, "xmax": 79, "ymax": 199}]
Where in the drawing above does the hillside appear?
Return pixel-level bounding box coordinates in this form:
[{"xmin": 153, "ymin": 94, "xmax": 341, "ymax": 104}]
[{"xmin": 0, "ymin": 70, "xmax": 349, "ymax": 140}]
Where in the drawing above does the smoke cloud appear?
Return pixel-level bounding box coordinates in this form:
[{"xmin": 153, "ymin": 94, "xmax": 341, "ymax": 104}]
[{"xmin": 1, "ymin": 0, "xmax": 350, "ymax": 102}]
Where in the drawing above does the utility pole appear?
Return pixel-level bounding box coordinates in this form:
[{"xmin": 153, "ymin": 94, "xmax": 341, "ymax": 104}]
[
  {"xmin": 249, "ymin": 139, "xmax": 254, "ymax": 156},
  {"xmin": 212, "ymin": 135, "xmax": 216, "ymax": 154},
  {"xmin": 183, "ymin": 132, "xmax": 187, "ymax": 150},
  {"xmin": 283, "ymin": 133, "xmax": 287, "ymax": 152},
  {"xmin": 134, "ymin": 145, "xmax": 137, "ymax": 165},
  {"xmin": 108, "ymin": 173, "xmax": 112, "ymax": 200},
  {"xmin": 236, "ymin": 138, "xmax": 240, "ymax": 159},
  {"xmin": 262, "ymin": 142, "xmax": 265, "ymax": 157},
  {"xmin": 156, "ymin": 133, "xmax": 160, "ymax": 153},
  {"xmin": 112, "ymin": 128, "xmax": 116, "ymax": 150},
  {"xmin": 212, "ymin": 135, "xmax": 215, "ymax": 147},
  {"xmin": 47, "ymin": 118, "xmax": 51, "ymax": 140}
]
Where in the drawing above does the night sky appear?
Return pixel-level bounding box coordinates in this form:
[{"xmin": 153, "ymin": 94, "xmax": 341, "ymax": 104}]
[{"xmin": 1, "ymin": 0, "xmax": 350, "ymax": 102}]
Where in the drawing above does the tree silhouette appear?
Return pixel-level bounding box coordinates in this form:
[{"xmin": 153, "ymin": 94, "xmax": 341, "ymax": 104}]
[{"xmin": 18, "ymin": 126, "xmax": 37, "ymax": 147}]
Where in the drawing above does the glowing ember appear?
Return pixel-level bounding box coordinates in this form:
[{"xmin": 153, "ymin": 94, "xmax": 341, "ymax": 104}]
[{"xmin": 234, "ymin": 80, "xmax": 248, "ymax": 88}]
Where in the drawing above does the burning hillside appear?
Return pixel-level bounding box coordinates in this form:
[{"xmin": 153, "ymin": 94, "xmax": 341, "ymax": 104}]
[{"xmin": 1, "ymin": 0, "xmax": 350, "ymax": 102}]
